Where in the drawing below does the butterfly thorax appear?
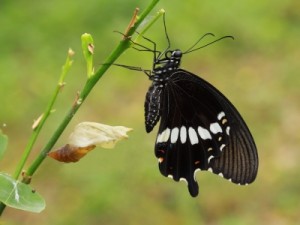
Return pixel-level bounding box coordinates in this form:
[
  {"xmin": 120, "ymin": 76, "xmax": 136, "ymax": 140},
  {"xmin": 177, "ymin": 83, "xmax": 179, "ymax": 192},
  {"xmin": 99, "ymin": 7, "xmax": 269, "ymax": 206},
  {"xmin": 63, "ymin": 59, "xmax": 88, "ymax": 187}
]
[
  {"xmin": 150, "ymin": 49, "xmax": 182, "ymax": 81},
  {"xmin": 145, "ymin": 50, "xmax": 183, "ymax": 133}
]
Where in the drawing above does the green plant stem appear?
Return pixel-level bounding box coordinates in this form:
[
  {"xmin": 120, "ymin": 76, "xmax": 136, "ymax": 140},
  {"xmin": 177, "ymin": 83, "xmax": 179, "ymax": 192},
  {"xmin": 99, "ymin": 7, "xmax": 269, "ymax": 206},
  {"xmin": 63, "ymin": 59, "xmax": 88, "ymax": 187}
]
[
  {"xmin": 24, "ymin": 0, "xmax": 160, "ymax": 180},
  {"xmin": 13, "ymin": 85, "xmax": 61, "ymax": 180}
]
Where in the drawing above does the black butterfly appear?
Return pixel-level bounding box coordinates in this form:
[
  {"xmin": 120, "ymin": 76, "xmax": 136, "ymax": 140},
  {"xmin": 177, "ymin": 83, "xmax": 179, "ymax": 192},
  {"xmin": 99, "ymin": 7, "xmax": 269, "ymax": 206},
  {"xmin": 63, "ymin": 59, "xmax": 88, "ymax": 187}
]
[{"xmin": 121, "ymin": 18, "xmax": 258, "ymax": 197}]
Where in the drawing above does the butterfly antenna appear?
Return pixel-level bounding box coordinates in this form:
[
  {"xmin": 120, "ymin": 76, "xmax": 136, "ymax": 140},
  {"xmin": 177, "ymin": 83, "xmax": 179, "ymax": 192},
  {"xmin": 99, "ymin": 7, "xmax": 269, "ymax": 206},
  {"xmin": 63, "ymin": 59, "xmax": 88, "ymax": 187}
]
[
  {"xmin": 183, "ymin": 33, "xmax": 215, "ymax": 54},
  {"xmin": 158, "ymin": 13, "xmax": 171, "ymax": 58},
  {"xmin": 163, "ymin": 13, "xmax": 171, "ymax": 51},
  {"xmin": 184, "ymin": 35, "xmax": 234, "ymax": 54}
]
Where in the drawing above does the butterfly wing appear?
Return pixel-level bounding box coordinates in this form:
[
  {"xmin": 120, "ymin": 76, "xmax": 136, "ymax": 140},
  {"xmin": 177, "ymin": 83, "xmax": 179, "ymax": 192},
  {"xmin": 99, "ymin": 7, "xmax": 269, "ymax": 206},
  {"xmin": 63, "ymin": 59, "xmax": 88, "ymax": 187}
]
[{"xmin": 151, "ymin": 69, "xmax": 258, "ymax": 197}]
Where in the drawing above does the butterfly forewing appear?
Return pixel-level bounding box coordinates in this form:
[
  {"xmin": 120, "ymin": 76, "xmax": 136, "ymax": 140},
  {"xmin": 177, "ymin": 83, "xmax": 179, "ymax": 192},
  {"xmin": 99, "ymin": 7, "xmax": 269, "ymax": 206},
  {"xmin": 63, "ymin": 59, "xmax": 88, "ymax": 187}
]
[{"xmin": 148, "ymin": 69, "xmax": 258, "ymax": 197}]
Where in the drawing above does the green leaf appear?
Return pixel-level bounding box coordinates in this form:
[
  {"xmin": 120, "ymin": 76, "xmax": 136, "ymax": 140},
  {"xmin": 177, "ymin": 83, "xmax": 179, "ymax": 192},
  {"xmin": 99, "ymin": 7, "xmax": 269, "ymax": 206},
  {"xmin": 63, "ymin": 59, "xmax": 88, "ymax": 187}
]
[
  {"xmin": 0, "ymin": 173, "xmax": 45, "ymax": 213},
  {"xmin": 0, "ymin": 130, "xmax": 8, "ymax": 161}
]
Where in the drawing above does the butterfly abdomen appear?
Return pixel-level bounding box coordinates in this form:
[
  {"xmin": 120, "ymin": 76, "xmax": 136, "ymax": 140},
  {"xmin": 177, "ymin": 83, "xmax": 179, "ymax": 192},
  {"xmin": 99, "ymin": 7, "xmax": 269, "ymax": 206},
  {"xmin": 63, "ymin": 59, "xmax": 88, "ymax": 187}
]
[{"xmin": 144, "ymin": 81, "xmax": 164, "ymax": 133}]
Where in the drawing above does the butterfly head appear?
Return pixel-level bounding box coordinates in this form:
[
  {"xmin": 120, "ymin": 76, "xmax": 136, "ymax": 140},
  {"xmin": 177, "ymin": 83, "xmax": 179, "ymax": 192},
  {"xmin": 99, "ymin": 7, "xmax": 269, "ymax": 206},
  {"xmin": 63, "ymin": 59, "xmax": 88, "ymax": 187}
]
[{"xmin": 152, "ymin": 49, "xmax": 183, "ymax": 77}]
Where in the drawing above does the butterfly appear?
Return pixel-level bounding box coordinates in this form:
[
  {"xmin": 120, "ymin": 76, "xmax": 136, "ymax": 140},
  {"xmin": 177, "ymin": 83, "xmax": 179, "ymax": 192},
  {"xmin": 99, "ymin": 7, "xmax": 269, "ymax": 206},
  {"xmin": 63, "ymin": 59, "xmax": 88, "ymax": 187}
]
[{"xmin": 120, "ymin": 17, "xmax": 258, "ymax": 197}]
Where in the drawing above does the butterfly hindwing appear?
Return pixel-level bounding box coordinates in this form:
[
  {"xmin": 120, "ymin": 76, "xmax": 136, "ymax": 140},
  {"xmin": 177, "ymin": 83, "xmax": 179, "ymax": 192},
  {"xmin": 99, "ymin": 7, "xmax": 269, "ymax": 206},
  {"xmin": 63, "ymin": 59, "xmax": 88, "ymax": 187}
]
[{"xmin": 150, "ymin": 69, "xmax": 258, "ymax": 197}]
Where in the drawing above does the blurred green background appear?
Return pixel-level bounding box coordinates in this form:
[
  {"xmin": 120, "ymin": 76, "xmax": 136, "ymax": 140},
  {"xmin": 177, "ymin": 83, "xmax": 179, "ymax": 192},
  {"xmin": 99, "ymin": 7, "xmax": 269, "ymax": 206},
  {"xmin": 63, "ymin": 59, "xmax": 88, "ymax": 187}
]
[{"xmin": 1, "ymin": 0, "xmax": 299, "ymax": 224}]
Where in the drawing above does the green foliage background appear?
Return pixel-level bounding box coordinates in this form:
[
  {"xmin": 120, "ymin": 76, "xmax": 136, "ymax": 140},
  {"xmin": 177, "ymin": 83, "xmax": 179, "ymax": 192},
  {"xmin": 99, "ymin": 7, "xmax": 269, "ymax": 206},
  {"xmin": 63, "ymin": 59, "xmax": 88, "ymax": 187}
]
[{"xmin": 1, "ymin": 0, "xmax": 299, "ymax": 224}]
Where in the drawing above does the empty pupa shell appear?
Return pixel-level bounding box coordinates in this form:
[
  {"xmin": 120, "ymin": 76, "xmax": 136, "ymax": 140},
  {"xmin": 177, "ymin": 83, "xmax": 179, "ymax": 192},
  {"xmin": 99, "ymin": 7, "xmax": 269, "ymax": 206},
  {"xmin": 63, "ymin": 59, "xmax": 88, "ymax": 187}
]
[
  {"xmin": 48, "ymin": 122, "xmax": 132, "ymax": 163},
  {"xmin": 69, "ymin": 122, "xmax": 132, "ymax": 149},
  {"xmin": 48, "ymin": 144, "xmax": 96, "ymax": 162}
]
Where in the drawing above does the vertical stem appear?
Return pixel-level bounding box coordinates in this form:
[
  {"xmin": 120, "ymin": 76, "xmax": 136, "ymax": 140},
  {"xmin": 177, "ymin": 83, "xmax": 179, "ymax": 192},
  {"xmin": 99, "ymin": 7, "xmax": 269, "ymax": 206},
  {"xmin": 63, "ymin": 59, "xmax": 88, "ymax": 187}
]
[{"xmin": 13, "ymin": 84, "xmax": 61, "ymax": 180}]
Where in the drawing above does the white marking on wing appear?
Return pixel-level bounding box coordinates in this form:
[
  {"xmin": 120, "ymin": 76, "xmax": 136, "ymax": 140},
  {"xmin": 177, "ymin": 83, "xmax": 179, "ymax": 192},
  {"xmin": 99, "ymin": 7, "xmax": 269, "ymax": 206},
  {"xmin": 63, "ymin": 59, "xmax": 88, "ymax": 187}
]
[
  {"xmin": 180, "ymin": 126, "xmax": 187, "ymax": 144},
  {"xmin": 220, "ymin": 144, "xmax": 226, "ymax": 151},
  {"xmin": 226, "ymin": 126, "xmax": 230, "ymax": 135},
  {"xmin": 210, "ymin": 122, "xmax": 222, "ymax": 134},
  {"xmin": 188, "ymin": 127, "xmax": 199, "ymax": 145},
  {"xmin": 197, "ymin": 126, "xmax": 212, "ymax": 140},
  {"xmin": 217, "ymin": 111, "xmax": 225, "ymax": 120},
  {"xmin": 170, "ymin": 127, "xmax": 179, "ymax": 143},
  {"xmin": 157, "ymin": 128, "xmax": 171, "ymax": 143},
  {"xmin": 179, "ymin": 178, "xmax": 188, "ymax": 185},
  {"xmin": 193, "ymin": 168, "xmax": 201, "ymax": 181},
  {"xmin": 208, "ymin": 155, "xmax": 214, "ymax": 163}
]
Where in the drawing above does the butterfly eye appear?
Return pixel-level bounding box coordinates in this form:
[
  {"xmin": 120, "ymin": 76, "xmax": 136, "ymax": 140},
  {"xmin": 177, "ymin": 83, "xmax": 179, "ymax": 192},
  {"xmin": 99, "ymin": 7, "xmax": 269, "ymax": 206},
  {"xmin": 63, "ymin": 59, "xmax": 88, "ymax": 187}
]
[{"xmin": 172, "ymin": 49, "xmax": 182, "ymax": 58}]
